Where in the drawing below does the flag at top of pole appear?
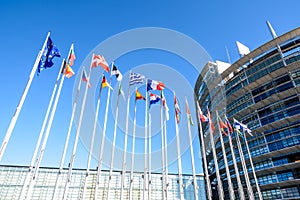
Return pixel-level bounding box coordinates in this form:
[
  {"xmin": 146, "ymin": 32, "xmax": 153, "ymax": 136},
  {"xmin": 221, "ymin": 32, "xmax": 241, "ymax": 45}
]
[
  {"xmin": 130, "ymin": 72, "xmax": 145, "ymax": 85},
  {"xmin": 185, "ymin": 98, "xmax": 194, "ymax": 126},
  {"xmin": 91, "ymin": 54, "xmax": 110, "ymax": 72},
  {"xmin": 135, "ymin": 88, "xmax": 146, "ymax": 101},
  {"xmin": 82, "ymin": 68, "xmax": 91, "ymax": 88},
  {"xmin": 68, "ymin": 44, "xmax": 76, "ymax": 67},
  {"xmin": 174, "ymin": 94, "xmax": 181, "ymax": 124},
  {"xmin": 233, "ymin": 118, "xmax": 253, "ymax": 136},
  {"xmin": 149, "ymin": 93, "xmax": 161, "ymax": 108},
  {"xmin": 147, "ymin": 79, "xmax": 165, "ymax": 91},
  {"xmin": 111, "ymin": 64, "xmax": 123, "ymax": 81},
  {"xmin": 37, "ymin": 37, "xmax": 61, "ymax": 74}
]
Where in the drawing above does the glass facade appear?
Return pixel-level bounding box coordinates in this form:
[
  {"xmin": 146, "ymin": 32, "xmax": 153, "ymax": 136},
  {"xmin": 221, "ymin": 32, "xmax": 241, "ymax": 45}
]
[
  {"xmin": 194, "ymin": 27, "xmax": 300, "ymax": 199},
  {"xmin": 0, "ymin": 165, "xmax": 205, "ymax": 200}
]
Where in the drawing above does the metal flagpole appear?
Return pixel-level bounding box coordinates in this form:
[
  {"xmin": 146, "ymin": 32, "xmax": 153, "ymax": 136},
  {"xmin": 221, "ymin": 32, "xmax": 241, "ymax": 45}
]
[
  {"xmin": 185, "ymin": 97, "xmax": 198, "ymax": 200},
  {"xmin": 206, "ymin": 107, "xmax": 224, "ymax": 200},
  {"xmin": 216, "ymin": 111, "xmax": 235, "ymax": 200},
  {"xmin": 235, "ymin": 131, "xmax": 255, "ymax": 200},
  {"xmin": 52, "ymin": 68, "xmax": 83, "ymax": 200},
  {"xmin": 62, "ymin": 54, "xmax": 94, "ymax": 200},
  {"xmin": 226, "ymin": 126, "xmax": 245, "ymax": 200},
  {"xmin": 143, "ymin": 79, "xmax": 148, "ymax": 200},
  {"xmin": 243, "ymin": 132, "xmax": 263, "ymax": 200},
  {"xmin": 195, "ymin": 101, "xmax": 212, "ymax": 200},
  {"xmin": 174, "ymin": 93, "xmax": 184, "ymax": 200},
  {"xmin": 162, "ymin": 92, "xmax": 169, "ymax": 199},
  {"xmin": 148, "ymin": 113, "xmax": 152, "ymax": 200},
  {"xmin": 120, "ymin": 71, "xmax": 131, "ymax": 200},
  {"xmin": 106, "ymin": 82, "xmax": 121, "ymax": 199},
  {"xmin": 81, "ymin": 74, "xmax": 104, "ymax": 199},
  {"xmin": 26, "ymin": 59, "xmax": 67, "ymax": 200},
  {"xmin": 129, "ymin": 88, "xmax": 137, "ymax": 200},
  {"xmin": 94, "ymin": 63, "xmax": 113, "ymax": 200},
  {"xmin": 19, "ymin": 54, "xmax": 65, "ymax": 200},
  {"xmin": 160, "ymin": 93, "xmax": 166, "ymax": 200},
  {"xmin": 0, "ymin": 32, "xmax": 50, "ymax": 161}
]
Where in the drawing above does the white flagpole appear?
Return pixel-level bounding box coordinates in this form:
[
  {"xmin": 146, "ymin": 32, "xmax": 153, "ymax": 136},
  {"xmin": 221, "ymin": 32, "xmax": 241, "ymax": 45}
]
[
  {"xmin": 52, "ymin": 67, "xmax": 83, "ymax": 200},
  {"xmin": 94, "ymin": 63, "xmax": 113, "ymax": 200},
  {"xmin": 243, "ymin": 132, "xmax": 263, "ymax": 200},
  {"xmin": 143, "ymin": 80, "xmax": 148, "ymax": 200},
  {"xmin": 19, "ymin": 53, "xmax": 65, "ymax": 200},
  {"xmin": 160, "ymin": 93, "xmax": 166, "ymax": 200},
  {"xmin": 0, "ymin": 32, "xmax": 50, "ymax": 161},
  {"xmin": 195, "ymin": 101, "xmax": 212, "ymax": 200},
  {"xmin": 185, "ymin": 97, "xmax": 198, "ymax": 200},
  {"xmin": 226, "ymin": 129, "xmax": 245, "ymax": 200},
  {"xmin": 235, "ymin": 131, "xmax": 255, "ymax": 200},
  {"xmin": 206, "ymin": 107, "xmax": 224, "ymax": 200},
  {"xmin": 62, "ymin": 55, "xmax": 94, "ymax": 200},
  {"xmin": 129, "ymin": 88, "xmax": 137, "ymax": 200},
  {"xmin": 148, "ymin": 113, "xmax": 152, "ymax": 200},
  {"xmin": 216, "ymin": 111, "xmax": 235, "ymax": 200},
  {"xmin": 81, "ymin": 74, "xmax": 103, "ymax": 199},
  {"xmin": 26, "ymin": 58, "xmax": 67, "ymax": 200},
  {"xmin": 106, "ymin": 82, "xmax": 121, "ymax": 199},
  {"xmin": 163, "ymin": 94, "xmax": 169, "ymax": 199},
  {"xmin": 174, "ymin": 93, "xmax": 184, "ymax": 200},
  {"xmin": 120, "ymin": 71, "xmax": 131, "ymax": 200}
]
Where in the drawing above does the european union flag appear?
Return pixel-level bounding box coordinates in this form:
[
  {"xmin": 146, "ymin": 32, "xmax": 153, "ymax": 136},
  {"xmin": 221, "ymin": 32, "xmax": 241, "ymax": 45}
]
[{"xmin": 37, "ymin": 37, "xmax": 61, "ymax": 74}]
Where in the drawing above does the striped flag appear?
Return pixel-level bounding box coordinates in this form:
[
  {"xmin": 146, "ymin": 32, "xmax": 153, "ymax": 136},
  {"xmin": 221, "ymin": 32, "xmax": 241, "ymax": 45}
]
[
  {"xmin": 82, "ymin": 68, "xmax": 91, "ymax": 88},
  {"xmin": 185, "ymin": 100, "xmax": 194, "ymax": 126},
  {"xmin": 135, "ymin": 89, "xmax": 146, "ymax": 101},
  {"xmin": 147, "ymin": 79, "xmax": 165, "ymax": 91},
  {"xmin": 111, "ymin": 64, "xmax": 123, "ymax": 81},
  {"xmin": 68, "ymin": 44, "xmax": 76, "ymax": 67},
  {"xmin": 161, "ymin": 91, "xmax": 169, "ymax": 120},
  {"xmin": 101, "ymin": 75, "xmax": 113, "ymax": 90},
  {"xmin": 149, "ymin": 93, "xmax": 161, "ymax": 108},
  {"xmin": 130, "ymin": 72, "xmax": 145, "ymax": 85},
  {"xmin": 174, "ymin": 95, "xmax": 181, "ymax": 124}
]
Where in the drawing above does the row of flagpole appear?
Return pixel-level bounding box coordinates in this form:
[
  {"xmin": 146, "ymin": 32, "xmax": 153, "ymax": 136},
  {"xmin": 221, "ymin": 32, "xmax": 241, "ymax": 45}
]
[{"xmin": 0, "ymin": 31, "xmax": 263, "ymax": 200}]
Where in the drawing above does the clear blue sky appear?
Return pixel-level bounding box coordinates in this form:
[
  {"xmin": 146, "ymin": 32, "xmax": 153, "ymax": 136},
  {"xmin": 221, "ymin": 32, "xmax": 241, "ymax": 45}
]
[{"xmin": 0, "ymin": 0, "xmax": 300, "ymax": 175}]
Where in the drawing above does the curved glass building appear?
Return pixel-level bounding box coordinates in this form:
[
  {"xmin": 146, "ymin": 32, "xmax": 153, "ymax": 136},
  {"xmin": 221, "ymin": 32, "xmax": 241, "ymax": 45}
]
[{"xmin": 195, "ymin": 27, "xmax": 300, "ymax": 199}]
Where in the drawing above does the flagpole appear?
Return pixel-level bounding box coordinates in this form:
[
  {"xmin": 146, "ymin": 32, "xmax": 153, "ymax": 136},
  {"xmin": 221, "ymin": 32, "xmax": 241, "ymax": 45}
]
[
  {"xmin": 185, "ymin": 97, "xmax": 198, "ymax": 200},
  {"xmin": 94, "ymin": 63, "xmax": 113, "ymax": 200},
  {"xmin": 120, "ymin": 71, "xmax": 131, "ymax": 200},
  {"xmin": 206, "ymin": 107, "xmax": 224, "ymax": 200},
  {"xmin": 106, "ymin": 82, "xmax": 121, "ymax": 199},
  {"xmin": 195, "ymin": 101, "xmax": 212, "ymax": 200},
  {"xmin": 52, "ymin": 68, "xmax": 83, "ymax": 200},
  {"xmin": 243, "ymin": 132, "xmax": 263, "ymax": 200},
  {"xmin": 174, "ymin": 93, "xmax": 184, "ymax": 200},
  {"xmin": 216, "ymin": 111, "xmax": 235, "ymax": 200},
  {"xmin": 19, "ymin": 53, "xmax": 65, "ymax": 200},
  {"xmin": 226, "ymin": 123, "xmax": 245, "ymax": 200},
  {"xmin": 162, "ymin": 93, "xmax": 169, "ymax": 199},
  {"xmin": 160, "ymin": 93, "xmax": 166, "ymax": 200},
  {"xmin": 81, "ymin": 74, "xmax": 103, "ymax": 199},
  {"xmin": 235, "ymin": 130, "xmax": 255, "ymax": 200},
  {"xmin": 129, "ymin": 87, "xmax": 137, "ymax": 200},
  {"xmin": 143, "ymin": 79, "xmax": 148, "ymax": 200},
  {"xmin": 0, "ymin": 32, "xmax": 50, "ymax": 162},
  {"xmin": 25, "ymin": 58, "xmax": 67, "ymax": 200},
  {"xmin": 62, "ymin": 54, "xmax": 94, "ymax": 200},
  {"xmin": 148, "ymin": 113, "xmax": 152, "ymax": 200}
]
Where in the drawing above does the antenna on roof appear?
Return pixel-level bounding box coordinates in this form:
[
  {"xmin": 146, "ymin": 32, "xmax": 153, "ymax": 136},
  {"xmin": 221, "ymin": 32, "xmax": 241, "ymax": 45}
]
[
  {"xmin": 225, "ymin": 46, "xmax": 231, "ymax": 64},
  {"xmin": 266, "ymin": 21, "xmax": 277, "ymax": 39}
]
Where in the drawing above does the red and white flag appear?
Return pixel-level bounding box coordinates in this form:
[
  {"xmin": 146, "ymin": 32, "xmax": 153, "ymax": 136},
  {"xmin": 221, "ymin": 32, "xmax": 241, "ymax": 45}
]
[{"xmin": 91, "ymin": 54, "xmax": 110, "ymax": 72}]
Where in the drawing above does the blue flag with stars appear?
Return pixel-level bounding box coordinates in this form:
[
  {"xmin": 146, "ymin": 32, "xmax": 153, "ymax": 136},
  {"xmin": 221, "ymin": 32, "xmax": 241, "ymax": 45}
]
[{"xmin": 38, "ymin": 37, "xmax": 61, "ymax": 74}]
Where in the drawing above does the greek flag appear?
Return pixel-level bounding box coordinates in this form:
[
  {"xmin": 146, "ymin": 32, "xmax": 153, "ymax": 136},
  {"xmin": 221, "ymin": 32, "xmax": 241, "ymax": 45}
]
[{"xmin": 129, "ymin": 72, "xmax": 145, "ymax": 85}]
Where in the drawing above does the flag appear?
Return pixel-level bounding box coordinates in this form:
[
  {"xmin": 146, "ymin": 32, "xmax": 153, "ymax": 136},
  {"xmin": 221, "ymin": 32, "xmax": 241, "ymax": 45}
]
[
  {"xmin": 161, "ymin": 91, "xmax": 169, "ymax": 121},
  {"xmin": 207, "ymin": 107, "xmax": 215, "ymax": 133},
  {"xmin": 91, "ymin": 54, "xmax": 110, "ymax": 72},
  {"xmin": 185, "ymin": 100, "xmax": 194, "ymax": 126},
  {"xmin": 130, "ymin": 72, "xmax": 145, "ymax": 85},
  {"xmin": 198, "ymin": 107, "xmax": 209, "ymax": 123},
  {"xmin": 149, "ymin": 93, "xmax": 161, "ymax": 108},
  {"xmin": 101, "ymin": 75, "xmax": 113, "ymax": 90},
  {"xmin": 38, "ymin": 37, "xmax": 61, "ymax": 74},
  {"xmin": 111, "ymin": 64, "xmax": 123, "ymax": 81},
  {"xmin": 147, "ymin": 79, "xmax": 165, "ymax": 91},
  {"xmin": 217, "ymin": 114, "xmax": 227, "ymax": 136},
  {"xmin": 119, "ymin": 83, "xmax": 126, "ymax": 101},
  {"xmin": 174, "ymin": 95, "xmax": 181, "ymax": 124},
  {"xmin": 64, "ymin": 64, "xmax": 75, "ymax": 78},
  {"xmin": 224, "ymin": 115, "xmax": 233, "ymax": 134},
  {"xmin": 82, "ymin": 68, "xmax": 91, "ymax": 88},
  {"xmin": 135, "ymin": 89, "xmax": 146, "ymax": 101},
  {"xmin": 233, "ymin": 118, "xmax": 253, "ymax": 136},
  {"xmin": 68, "ymin": 44, "xmax": 76, "ymax": 66}
]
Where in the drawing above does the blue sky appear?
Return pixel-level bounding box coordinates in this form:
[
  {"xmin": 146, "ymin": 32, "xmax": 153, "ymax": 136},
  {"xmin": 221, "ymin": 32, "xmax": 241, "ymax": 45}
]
[{"xmin": 0, "ymin": 0, "xmax": 300, "ymax": 175}]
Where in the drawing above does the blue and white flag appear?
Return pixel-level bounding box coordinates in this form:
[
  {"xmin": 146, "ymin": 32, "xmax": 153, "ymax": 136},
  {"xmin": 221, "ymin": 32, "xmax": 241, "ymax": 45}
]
[
  {"xmin": 130, "ymin": 72, "xmax": 145, "ymax": 85},
  {"xmin": 233, "ymin": 118, "xmax": 252, "ymax": 136},
  {"xmin": 147, "ymin": 79, "xmax": 165, "ymax": 91}
]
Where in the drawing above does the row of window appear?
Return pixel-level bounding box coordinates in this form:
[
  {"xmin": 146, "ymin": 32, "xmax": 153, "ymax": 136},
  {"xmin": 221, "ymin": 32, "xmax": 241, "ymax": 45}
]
[{"xmin": 268, "ymin": 136, "xmax": 300, "ymax": 152}]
